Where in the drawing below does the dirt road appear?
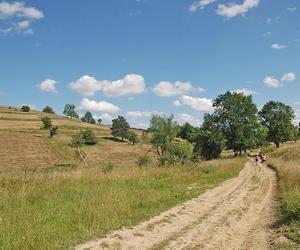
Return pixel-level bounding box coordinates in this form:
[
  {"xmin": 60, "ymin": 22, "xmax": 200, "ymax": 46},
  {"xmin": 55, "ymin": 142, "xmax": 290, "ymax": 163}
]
[{"xmin": 76, "ymin": 159, "xmax": 278, "ymax": 250}]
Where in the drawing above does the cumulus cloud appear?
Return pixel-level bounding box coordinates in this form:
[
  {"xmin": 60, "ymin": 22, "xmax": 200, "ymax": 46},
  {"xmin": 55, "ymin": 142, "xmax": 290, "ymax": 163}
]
[
  {"xmin": 263, "ymin": 76, "xmax": 281, "ymax": 88},
  {"xmin": 217, "ymin": 0, "xmax": 260, "ymax": 18},
  {"xmin": 176, "ymin": 113, "xmax": 202, "ymax": 126},
  {"xmin": 0, "ymin": 1, "xmax": 44, "ymax": 35},
  {"xmin": 102, "ymin": 74, "xmax": 145, "ymax": 97},
  {"xmin": 233, "ymin": 88, "xmax": 258, "ymax": 96},
  {"xmin": 173, "ymin": 100, "xmax": 182, "ymax": 107},
  {"xmin": 281, "ymin": 72, "xmax": 296, "ymax": 82},
  {"xmin": 263, "ymin": 72, "xmax": 296, "ymax": 88},
  {"xmin": 175, "ymin": 95, "xmax": 213, "ymax": 112},
  {"xmin": 38, "ymin": 79, "xmax": 58, "ymax": 93},
  {"xmin": 126, "ymin": 111, "xmax": 164, "ymax": 118},
  {"xmin": 271, "ymin": 43, "xmax": 286, "ymax": 50},
  {"xmin": 188, "ymin": 0, "xmax": 216, "ymax": 11},
  {"xmin": 70, "ymin": 75, "xmax": 101, "ymax": 96},
  {"xmin": 287, "ymin": 7, "xmax": 296, "ymax": 12},
  {"xmin": 79, "ymin": 98, "xmax": 120, "ymax": 113},
  {"xmin": 153, "ymin": 81, "xmax": 205, "ymax": 97},
  {"xmin": 95, "ymin": 113, "xmax": 114, "ymax": 122},
  {"xmin": 70, "ymin": 74, "xmax": 145, "ymax": 97}
]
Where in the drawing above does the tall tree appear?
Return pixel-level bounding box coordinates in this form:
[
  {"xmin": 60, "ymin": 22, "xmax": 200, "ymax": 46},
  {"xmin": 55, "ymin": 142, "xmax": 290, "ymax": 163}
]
[
  {"xmin": 84, "ymin": 111, "xmax": 96, "ymax": 124},
  {"xmin": 148, "ymin": 114, "xmax": 178, "ymax": 156},
  {"xmin": 259, "ymin": 101, "xmax": 295, "ymax": 147},
  {"xmin": 213, "ymin": 91, "xmax": 265, "ymax": 155},
  {"xmin": 177, "ymin": 122, "xmax": 197, "ymax": 143},
  {"xmin": 42, "ymin": 106, "xmax": 55, "ymax": 114},
  {"xmin": 193, "ymin": 114, "xmax": 225, "ymax": 160},
  {"xmin": 63, "ymin": 104, "xmax": 79, "ymax": 119},
  {"xmin": 111, "ymin": 116, "xmax": 130, "ymax": 141}
]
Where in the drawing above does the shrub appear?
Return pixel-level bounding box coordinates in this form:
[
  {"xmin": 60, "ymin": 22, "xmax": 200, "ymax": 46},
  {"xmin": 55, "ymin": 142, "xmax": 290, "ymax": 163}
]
[
  {"xmin": 103, "ymin": 163, "xmax": 114, "ymax": 173},
  {"xmin": 136, "ymin": 155, "xmax": 152, "ymax": 168},
  {"xmin": 127, "ymin": 131, "xmax": 140, "ymax": 145},
  {"xmin": 49, "ymin": 126, "xmax": 58, "ymax": 138},
  {"xmin": 42, "ymin": 106, "xmax": 55, "ymax": 114},
  {"xmin": 41, "ymin": 117, "xmax": 52, "ymax": 129},
  {"xmin": 71, "ymin": 132, "xmax": 85, "ymax": 147},
  {"xmin": 21, "ymin": 105, "xmax": 30, "ymax": 112},
  {"xmin": 159, "ymin": 142, "xmax": 193, "ymax": 166},
  {"xmin": 82, "ymin": 129, "xmax": 97, "ymax": 145}
]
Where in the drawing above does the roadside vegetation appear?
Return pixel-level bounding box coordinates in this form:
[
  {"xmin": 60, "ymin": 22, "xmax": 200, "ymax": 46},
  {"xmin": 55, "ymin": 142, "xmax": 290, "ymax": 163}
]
[{"xmin": 267, "ymin": 142, "xmax": 300, "ymax": 245}]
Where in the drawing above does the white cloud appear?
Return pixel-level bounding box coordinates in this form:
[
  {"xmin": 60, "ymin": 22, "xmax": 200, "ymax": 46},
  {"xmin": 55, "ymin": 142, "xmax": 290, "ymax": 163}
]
[
  {"xmin": 266, "ymin": 18, "xmax": 272, "ymax": 24},
  {"xmin": 38, "ymin": 79, "xmax": 58, "ymax": 93},
  {"xmin": 70, "ymin": 75, "xmax": 102, "ymax": 96},
  {"xmin": 101, "ymin": 74, "xmax": 145, "ymax": 97},
  {"xmin": 126, "ymin": 110, "xmax": 164, "ymax": 118},
  {"xmin": 0, "ymin": 1, "xmax": 43, "ymax": 35},
  {"xmin": 217, "ymin": 0, "xmax": 260, "ymax": 18},
  {"xmin": 287, "ymin": 7, "xmax": 296, "ymax": 12},
  {"xmin": 295, "ymin": 110, "xmax": 300, "ymax": 124},
  {"xmin": 271, "ymin": 43, "xmax": 286, "ymax": 50},
  {"xmin": 233, "ymin": 88, "xmax": 258, "ymax": 96},
  {"xmin": 173, "ymin": 100, "xmax": 182, "ymax": 107},
  {"xmin": 188, "ymin": 0, "xmax": 216, "ymax": 12},
  {"xmin": 79, "ymin": 98, "xmax": 120, "ymax": 113},
  {"xmin": 294, "ymin": 101, "xmax": 300, "ymax": 105},
  {"xmin": 263, "ymin": 76, "xmax": 281, "ymax": 88},
  {"xmin": 177, "ymin": 95, "xmax": 213, "ymax": 112},
  {"xmin": 95, "ymin": 113, "xmax": 113, "ymax": 122},
  {"xmin": 153, "ymin": 81, "xmax": 204, "ymax": 97},
  {"xmin": 176, "ymin": 113, "xmax": 202, "ymax": 126},
  {"xmin": 281, "ymin": 72, "xmax": 296, "ymax": 82}
]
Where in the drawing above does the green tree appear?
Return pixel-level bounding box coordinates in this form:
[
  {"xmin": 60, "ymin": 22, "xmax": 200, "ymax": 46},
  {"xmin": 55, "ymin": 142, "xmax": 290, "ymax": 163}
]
[
  {"xmin": 177, "ymin": 122, "xmax": 197, "ymax": 143},
  {"xmin": 148, "ymin": 114, "xmax": 178, "ymax": 156},
  {"xmin": 42, "ymin": 106, "xmax": 55, "ymax": 114},
  {"xmin": 21, "ymin": 105, "xmax": 30, "ymax": 112},
  {"xmin": 259, "ymin": 101, "xmax": 295, "ymax": 147},
  {"xmin": 212, "ymin": 91, "xmax": 263, "ymax": 155},
  {"xmin": 63, "ymin": 104, "xmax": 79, "ymax": 119},
  {"xmin": 97, "ymin": 118, "xmax": 102, "ymax": 125},
  {"xmin": 41, "ymin": 117, "xmax": 52, "ymax": 129},
  {"xmin": 193, "ymin": 114, "xmax": 225, "ymax": 160},
  {"xmin": 84, "ymin": 111, "xmax": 96, "ymax": 124},
  {"xmin": 127, "ymin": 131, "xmax": 139, "ymax": 145},
  {"xmin": 111, "ymin": 116, "xmax": 130, "ymax": 141}
]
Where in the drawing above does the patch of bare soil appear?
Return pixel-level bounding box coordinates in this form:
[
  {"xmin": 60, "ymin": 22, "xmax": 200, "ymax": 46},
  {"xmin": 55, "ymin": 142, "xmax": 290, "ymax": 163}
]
[{"xmin": 76, "ymin": 159, "xmax": 278, "ymax": 250}]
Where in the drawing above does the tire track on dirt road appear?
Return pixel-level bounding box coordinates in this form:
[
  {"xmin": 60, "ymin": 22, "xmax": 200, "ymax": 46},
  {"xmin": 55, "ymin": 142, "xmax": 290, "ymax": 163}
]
[{"xmin": 76, "ymin": 159, "xmax": 278, "ymax": 250}]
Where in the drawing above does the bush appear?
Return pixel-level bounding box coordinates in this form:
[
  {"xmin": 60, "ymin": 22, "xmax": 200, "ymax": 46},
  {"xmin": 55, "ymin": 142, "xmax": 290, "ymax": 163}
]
[
  {"xmin": 136, "ymin": 155, "xmax": 152, "ymax": 168},
  {"xmin": 21, "ymin": 105, "xmax": 30, "ymax": 112},
  {"xmin": 159, "ymin": 142, "xmax": 193, "ymax": 166},
  {"xmin": 49, "ymin": 126, "xmax": 58, "ymax": 138},
  {"xmin": 71, "ymin": 129, "xmax": 97, "ymax": 146},
  {"xmin": 127, "ymin": 131, "xmax": 140, "ymax": 145},
  {"xmin": 82, "ymin": 129, "xmax": 97, "ymax": 145},
  {"xmin": 103, "ymin": 163, "xmax": 114, "ymax": 173},
  {"xmin": 42, "ymin": 106, "xmax": 55, "ymax": 114},
  {"xmin": 41, "ymin": 117, "xmax": 52, "ymax": 129}
]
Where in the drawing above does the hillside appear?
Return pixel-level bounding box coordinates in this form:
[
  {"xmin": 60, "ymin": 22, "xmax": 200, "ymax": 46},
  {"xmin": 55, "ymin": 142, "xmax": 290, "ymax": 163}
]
[{"xmin": 0, "ymin": 105, "xmax": 151, "ymax": 171}]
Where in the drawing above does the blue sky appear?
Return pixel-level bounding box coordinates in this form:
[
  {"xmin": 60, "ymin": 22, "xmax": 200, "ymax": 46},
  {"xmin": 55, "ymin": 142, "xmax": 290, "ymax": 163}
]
[{"xmin": 0, "ymin": 0, "xmax": 299, "ymax": 128}]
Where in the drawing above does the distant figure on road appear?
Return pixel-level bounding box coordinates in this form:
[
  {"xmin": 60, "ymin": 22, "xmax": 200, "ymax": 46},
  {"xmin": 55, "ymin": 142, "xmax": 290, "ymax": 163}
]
[{"xmin": 255, "ymin": 155, "xmax": 260, "ymax": 166}]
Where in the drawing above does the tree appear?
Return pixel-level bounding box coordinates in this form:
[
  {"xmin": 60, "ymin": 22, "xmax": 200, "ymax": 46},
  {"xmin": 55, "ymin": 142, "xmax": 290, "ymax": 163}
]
[
  {"xmin": 81, "ymin": 117, "xmax": 86, "ymax": 122},
  {"xmin": 148, "ymin": 114, "xmax": 178, "ymax": 156},
  {"xmin": 162, "ymin": 141, "xmax": 193, "ymax": 165},
  {"xmin": 41, "ymin": 117, "xmax": 52, "ymax": 129},
  {"xmin": 97, "ymin": 118, "xmax": 102, "ymax": 125},
  {"xmin": 111, "ymin": 116, "xmax": 130, "ymax": 141},
  {"xmin": 63, "ymin": 104, "xmax": 79, "ymax": 119},
  {"xmin": 177, "ymin": 122, "xmax": 197, "ymax": 143},
  {"xmin": 42, "ymin": 106, "xmax": 55, "ymax": 114},
  {"xmin": 21, "ymin": 105, "xmax": 30, "ymax": 112},
  {"xmin": 127, "ymin": 131, "xmax": 139, "ymax": 145},
  {"xmin": 49, "ymin": 126, "xmax": 58, "ymax": 138},
  {"xmin": 84, "ymin": 111, "xmax": 96, "ymax": 124},
  {"xmin": 193, "ymin": 114, "xmax": 225, "ymax": 160},
  {"xmin": 212, "ymin": 91, "xmax": 264, "ymax": 155},
  {"xmin": 259, "ymin": 101, "xmax": 295, "ymax": 147}
]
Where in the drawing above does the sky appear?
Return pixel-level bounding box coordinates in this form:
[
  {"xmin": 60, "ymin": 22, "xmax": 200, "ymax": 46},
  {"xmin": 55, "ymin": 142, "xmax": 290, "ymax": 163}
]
[{"xmin": 0, "ymin": 0, "xmax": 299, "ymax": 128}]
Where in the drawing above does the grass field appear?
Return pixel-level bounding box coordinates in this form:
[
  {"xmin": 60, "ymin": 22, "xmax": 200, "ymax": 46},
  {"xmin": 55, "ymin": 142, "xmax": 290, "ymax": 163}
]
[
  {"xmin": 0, "ymin": 105, "xmax": 246, "ymax": 249},
  {"xmin": 267, "ymin": 141, "xmax": 300, "ymax": 245},
  {"xmin": 0, "ymin": 158, "xmax": 245, "ymax": 249}
]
